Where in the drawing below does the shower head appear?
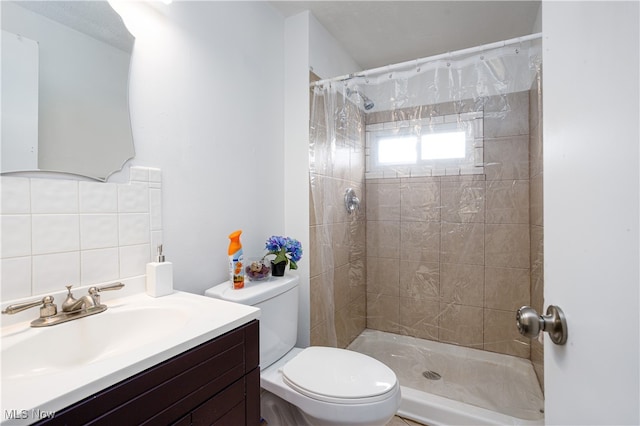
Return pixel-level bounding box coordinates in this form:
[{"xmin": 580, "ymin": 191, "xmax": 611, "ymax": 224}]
[
  {"xmin": 362, "ymin": 96, "xmax": 375, "ymax": 111},
  {"xmin": 345, "ymin": 88, "xmax": 375, "ymax": 111}
]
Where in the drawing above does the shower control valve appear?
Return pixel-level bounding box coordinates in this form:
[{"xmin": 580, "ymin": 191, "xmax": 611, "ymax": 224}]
[
  {"xmin": 516, "ymin": 305, "xmax": 567, "ymax": 345},
  {"xmin": 344, "ymin": 188, "xmax": 360, "ymax": 215}
]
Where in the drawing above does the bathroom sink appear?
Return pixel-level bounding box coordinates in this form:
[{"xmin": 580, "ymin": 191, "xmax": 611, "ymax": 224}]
[
  {"xmin": 1, "ymin": 284, "xmax": 260, "ymax": 425},
  {"xmin": 2, "ymin": 305, "xmax": 190, "ymax": 379}
]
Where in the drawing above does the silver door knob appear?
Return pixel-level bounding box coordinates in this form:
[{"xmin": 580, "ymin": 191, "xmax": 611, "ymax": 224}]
[{"xmin": 516, "ymin": 305, "xmax": 568, "ymax": 345}]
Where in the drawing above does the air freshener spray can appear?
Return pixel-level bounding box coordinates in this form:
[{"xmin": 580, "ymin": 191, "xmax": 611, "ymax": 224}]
[{"xmin": 228, "ymin": 230, "xmax": 244, "ymax": 289}]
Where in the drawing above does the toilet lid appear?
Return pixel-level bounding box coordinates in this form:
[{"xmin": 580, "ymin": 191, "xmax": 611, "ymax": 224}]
[{"xmin": 281, "ymin": 347, "xmax": 397, "ymax": 404}]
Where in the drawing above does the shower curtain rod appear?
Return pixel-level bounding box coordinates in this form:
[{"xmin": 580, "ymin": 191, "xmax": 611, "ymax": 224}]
[{"xmin": 311, "ymin": 32, "xmax": 542, "ymax": 87}]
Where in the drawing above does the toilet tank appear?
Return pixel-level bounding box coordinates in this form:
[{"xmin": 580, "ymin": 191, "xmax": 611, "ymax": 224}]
[{"xmin": 205, "ymin": 275, "xmax": 299, "ymax": 369}]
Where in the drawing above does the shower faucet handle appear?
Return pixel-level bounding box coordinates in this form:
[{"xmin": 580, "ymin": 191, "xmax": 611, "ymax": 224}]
[
  {"xmin": 344, "ymin": 188, "xmax": 360, "ymax": 215},
  {"xmin": 516, "ymin": 305, "xmax": 568, "ymax": 345}
]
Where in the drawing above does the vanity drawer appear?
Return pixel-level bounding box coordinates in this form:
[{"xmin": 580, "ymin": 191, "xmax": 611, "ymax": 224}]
[{"xmin": 36, "ymin": 320, "xmax": 259, "ymax": 426}]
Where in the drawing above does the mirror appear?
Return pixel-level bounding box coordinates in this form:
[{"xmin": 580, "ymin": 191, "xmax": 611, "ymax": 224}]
[{"xmin": 1, "ymin": 1, "xmax": 135, "ymax": 180}]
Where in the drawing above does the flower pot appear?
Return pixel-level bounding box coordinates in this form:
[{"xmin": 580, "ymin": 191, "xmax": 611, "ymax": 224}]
[{"xmin": 271, "ymin": 261, "xmax": 287, "ymax": 277}]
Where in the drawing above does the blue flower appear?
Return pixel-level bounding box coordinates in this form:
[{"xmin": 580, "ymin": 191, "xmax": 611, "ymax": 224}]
[
  {"xmin": 265, "ymin": 236, "xmax": 287, "ymax": 253},
  {"xmin": 264, "ymin": 235, "xmax": 303, "ymax": 270}
]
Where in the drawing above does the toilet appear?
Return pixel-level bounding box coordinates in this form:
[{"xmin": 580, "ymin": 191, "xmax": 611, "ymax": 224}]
[{"xmin": 205, "ymin": 275, "xmax": 401, "ymax": 426}]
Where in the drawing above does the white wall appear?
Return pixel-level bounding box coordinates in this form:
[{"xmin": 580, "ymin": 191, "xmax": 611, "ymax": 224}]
[
  {"xmin": 308, "ymin": 12, "xmax": 361, "ymax": 79},
  {"xmin": 283, "ymin": 11, "xmax": 362, "ymax": 347},
  {"xmin": 115, "ymin": 2, "xmax": 285, "ymax": 295},
  {"xmin": 284, "ymin": 11, "xmax": 311, "ymax": 347},
  {"xmin": 532, "ymin": 2, "xmax": 542, "ymax": 34},
  {"xmin": 543, "ymin": 1, "xmax": 639, "ymax": 424}
]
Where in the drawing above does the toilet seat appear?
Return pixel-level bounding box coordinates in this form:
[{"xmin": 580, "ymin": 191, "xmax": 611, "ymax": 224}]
[
  {"xmin": 281, "ymin": 346, "xmax": 397, "ymax": 404},
  {"xmin": 262, "ymin": 347, "xmax": 402, "ymax": 426}
]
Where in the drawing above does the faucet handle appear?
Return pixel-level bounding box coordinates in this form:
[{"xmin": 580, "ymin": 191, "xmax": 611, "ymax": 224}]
[
  {"xmin": 88, "ymin": 282, "xmax": 124, "ymax": 305},
  {"xmin": 39, "ymin": 296, "xmax": 58, "ymax": 318},
  {"xmin": 2, "ymin": 295, "xmax": 57, "ymax": 318},
  {"xmin": 88, "ymin": 282, "xmax": 124, "ymax": 294},
  {"xmin": 99, "ymin": 282, "xmax": 124, "ymax": 292}
]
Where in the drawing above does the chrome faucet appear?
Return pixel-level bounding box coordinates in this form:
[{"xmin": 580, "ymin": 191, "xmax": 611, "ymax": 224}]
[
  {"xmin": 62, "ymin": 285, "xmax": 97, "ymax": 312},
  {"xmin": 2, "ymin": 282, "xmax": 124, "ymax": 327}
]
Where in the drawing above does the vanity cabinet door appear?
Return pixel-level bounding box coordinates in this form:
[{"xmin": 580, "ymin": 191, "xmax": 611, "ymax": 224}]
[
  {"xmin": 35, "ymin": 320, "xmax": 259, "ymax": 426},
  {"xmin": 173, "ymin": 414, "xmax": 192, "ymax": 426},
  {"xmin": 191, "ymin": 378, "xmax": 245, "ymax": 425}
]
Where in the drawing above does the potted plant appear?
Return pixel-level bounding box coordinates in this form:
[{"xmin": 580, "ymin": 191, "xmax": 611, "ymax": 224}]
[{"xmin": 264, "ymin": 236, "xmax": 303, "ymax": 276}]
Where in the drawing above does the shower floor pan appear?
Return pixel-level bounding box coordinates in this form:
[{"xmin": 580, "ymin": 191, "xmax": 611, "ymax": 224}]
[{"xmin": 348, "ymin": 329, "xmax": 544, "ymax": 425}]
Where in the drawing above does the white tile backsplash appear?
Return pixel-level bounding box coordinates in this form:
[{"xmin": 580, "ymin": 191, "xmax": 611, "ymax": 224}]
[
  {"xmin": 80, "ymin": 214, "xmax": 119, "ymax": 250},
  {"xmin": 32, "ymin": 251, "xmax": 81, "ymax": 295},
  {"xmin": 79, "ymin": 181, "xmax": 118, "ymax": 213},
  {"xmin": 81, "ymin": 248, "xmax": 120, "ymax": 285},
  {"xmin": 119, "ymin": 213, "xmax": 150, "ymax": 246},
  {"xmin": 119, "ymin": 244, "xmax": 150, "ymax": 278},
  {"xmin": 1, "ymin": 215, "xmax": 32, "ymax": 258},
  {"xmin": 31, "ymin": 179, "xmax": 79, "ymax": 214},
  {"xmin": 1, "ymin": 257, "xmax": 32, "ymax": 299},
  {"xmin": 129, "ymin": 166, "xmax": 150, "ymax": 183},
  {"xmin": 0, "ymin": 177, "xmax": 30, "ymax": 214},
  {"xmin": 149, "ymin": 188, "xmax": 162, "ymax": 230},
  {"xmin": 118, "ymin": 183, "xmax": 149, "ymax": 213},
  {"xmin": 0, "ymin": 166, "xmax": 163, "ymax": 301},
  {"xmin": 31, "ymin": 214, "xmax": 80, "ymax": 255},
  {"xmin": 149, "ymin": 168, "xmax": 162, "ymax": 183}
]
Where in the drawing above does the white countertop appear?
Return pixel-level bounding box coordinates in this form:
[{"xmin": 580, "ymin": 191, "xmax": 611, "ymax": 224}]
[{"xmin": 1, "ymin": 286, "xmax": 260, "ymax": 425}]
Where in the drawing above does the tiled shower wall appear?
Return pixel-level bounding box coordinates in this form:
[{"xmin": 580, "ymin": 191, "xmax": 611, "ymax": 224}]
[
  {"xmin": 529, "ymin": 73, "xmax": 544, "ymax": 388},
  {"xmin": 309, "ymin": 92, "xmax": 367, "ymax": 348},
  {"xmin": 0, "ymin": 166, "xmax": 162, "ymax": 301},
  {"xmin": 365, "ymin": 92, "xmax": 532, "ymax": 358}
]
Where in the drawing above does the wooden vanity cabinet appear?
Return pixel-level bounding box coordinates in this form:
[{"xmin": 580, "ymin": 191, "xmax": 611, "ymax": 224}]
[{"xmin": 36, "ymin": 320, "xmax": 260, "ymax": 426}]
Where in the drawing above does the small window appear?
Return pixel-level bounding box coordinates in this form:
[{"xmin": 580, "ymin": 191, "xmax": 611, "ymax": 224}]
[
  {"xmin": 378, "ymin": 136, "xmax": 417, "ymax": 164},
  {"xmin": 366, "ymin": 112, "xmax": 483, "ymax": 178},
  {"xmin": 421, "ymin": 131, "xmax": 466, "ymax": 160}
]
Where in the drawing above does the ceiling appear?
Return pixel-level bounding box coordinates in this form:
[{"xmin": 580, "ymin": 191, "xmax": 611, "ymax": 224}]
[{"xmin": 270, "ymin": 1, "xmax": 541, "ymax": 71}]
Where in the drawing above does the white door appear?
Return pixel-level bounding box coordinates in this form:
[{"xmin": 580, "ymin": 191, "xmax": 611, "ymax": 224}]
[{"xmin": 543, "ymin": 1, "xmax": 639, "ymax": 424}]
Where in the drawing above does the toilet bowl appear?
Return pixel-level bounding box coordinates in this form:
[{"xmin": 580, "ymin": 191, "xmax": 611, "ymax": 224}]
[
  {"xmin": 262, "ymin": 347, "xmax": 400, "ymax": 426},
  {"xmin": 205, "ymin": 275, "xmax": 401, "ymax": 426}
]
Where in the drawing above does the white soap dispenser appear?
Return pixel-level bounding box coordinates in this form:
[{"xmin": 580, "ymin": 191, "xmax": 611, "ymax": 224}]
[{"xmin": 146, "ymin": 244, "xmax": 173, "ymax": 297}]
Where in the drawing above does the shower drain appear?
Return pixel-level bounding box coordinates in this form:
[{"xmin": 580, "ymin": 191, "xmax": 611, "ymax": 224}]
[{"xmin": 422, "ymin": 370, "xmax": 441, "ymax": 380}]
